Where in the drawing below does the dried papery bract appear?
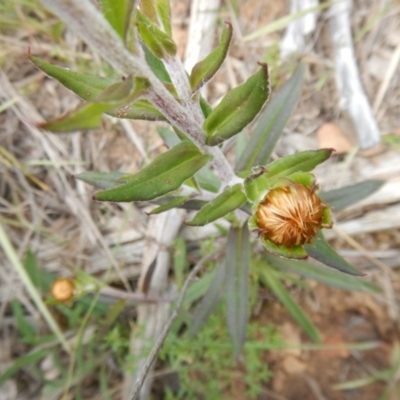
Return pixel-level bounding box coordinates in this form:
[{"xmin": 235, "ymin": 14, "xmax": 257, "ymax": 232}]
[{"xmin": 255, "ymin": 184, "xmax": 326, "ymax": 247}]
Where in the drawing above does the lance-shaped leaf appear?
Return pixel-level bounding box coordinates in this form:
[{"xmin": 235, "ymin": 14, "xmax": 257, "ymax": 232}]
[
  {"xmin": 187, "ymin": 184, "xmax": 246, "ymax": 226},
  {"xmin": 148, "ymin": 195, "xmax": 190, "ymax": 214},
  {"xmin": 225, "ymin": 225, "xmax": 250, "ymax": 358},
  {"xmin": 94, "ymin": 142, "xmax": 211, "ymax": 202},
  {"xmin": 136, "ymin": 9, "xmax": 176, "ymax": 58},
  {"xmin": 260, "ymin": 267, "xmax": 320, "ymax": 343},
  {"xmin": 156, "ymin": 0, "xmax": 172, "ymax": 36},
  {"xmin": 115, "ymin": 99, "xmax": 166, "ymax": 121},
  {"xmin": 319, "ymin": 180, "xmax": 384, "ymax": 211},
  {"xmin": 235, "ymin": 63, "xmax": 306, "ymax": 172},
  {"xmin": 139, "ymin": 0, "xmax": 158, "ymax": 24},
  {"xmin": 30, "ymin": 56, "xmax": 165, "ymax": 121},
  {"xmin": 304, "ymin": 231, "xmax": 361, "ymax": 275},
  {"xmin": 157, "ymin": 127, "xmax": 221, "ymax": 192},
  {"xmin": 99, "ymin": 0, "xmax": 133, "ymax": 41},
  {"xmin": 39, "ymin": 77, "xmax": 150, "ymax": 133},
  {"xmin": 142, "ymin": 44, "xmax": 172, "ymax": 83},
  {"xmin": 189, "ymin": 22, "xmax": 233, "ymax": 92},
  {"xmin": 76, "ymin": 171, "xmax": 132, "ymax": 190},
  {"xmin": 240, "ymin": 149, "xmax": 334, "ymax": 179},
  {"xmin": 96, "ymin": 76, "xmax": 135, "ymax": 102},
  {"xmin": 38, "ymin": 102, "xmax": 113, "ymax": 133},
  {"xmin": 263, "ymin": 254, "xmax": 379, "ymax": 293},
  {"xmin": 187, "ymin": 262, "xmax": 227, "ymax": 338},
  {"xmin": 31, "ymin": 55, "xmax": 115, "ymax": 100},
  {"xmin": 200, "ymin": 96, "xmax": 213, "ymax": 118},
  {"xmin": 194, "ymin": 166, "xmax": 221, "ymax": 193},
  {"xmin": 204, "ymin": 63, "xmax": 270, "ymax": 146}
]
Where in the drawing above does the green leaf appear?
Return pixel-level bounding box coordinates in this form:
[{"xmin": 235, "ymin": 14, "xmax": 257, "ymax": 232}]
[
  {"xmin": 30, "ymin": 55, "xmax": 115, "ymax": 100},
  {"xmin": 98, "ymin": 76, "xmax": 150, "ymax": 103},
  {"xmin": 142, "ymin": 44, "xmax": 172, "ymax": 83},
  {"xmin": 285, "ymin": 171, "xmax": 316, "ymax": 187},
  {"xmin": 30, "ymin": 56, "xmax": 165, "ymax": 121},
  {"xmin": 116, "ymin": 99, "xmax": 166, "ymax": 121},
  {"xmin": 187, "ymin": 184, "xmax": 246, "ymax": 226},
  {"xmin": 0, "ymin": 349, "xmax": 48, "ymax": 386},
  {"xmin": 157, "ymin": 126, "xmax": 180, "ymax": 147},
  {"xmin": 99, "ymin": 0, "xmax": 133, "ymax": 41},
  {"xmin": 260, "ymin": 268, "xmax": 320, "ymax": 343},
  {"xmin": 319, "ymin": 180, "xmax": 384, "ymax": 211},
  {"xmin": 187, "ymin": 263, "xmax": 226, "ymax": 337},
  {"xmin": 156, "ymin": 0, "xmax": 172, "ymax": 36},
  {"xmin": 204, "ymin": 63, "xmax": 270, "ymax": 146},
  {"xmin": 149, "ymin": 195, "xmax": 189, "ymax": 214},
  {"xmin": 183, "ymin": 272, "xmax": 216, "ymax": 310},
  {"xmin": 235, "ymin": 63, "xmax": 306, "ymax": 172},
  {"xmin": 304, "ymin": 231, "xmax": 362, "ymax": 275},
  {"xmin": 94, "ymin": 142, "xmax": 211, "ymax": 202},
  {"xmin": 38, "ymin": 102, "xmax": 113, "ymax": 133},
  {"xmin": 194, "ymin": 165, "xmax": 221, "ymax": 193},
  {"xmin": 139, "ymin": 0, "xmax": 158, "ymax": 24},
  {"xmin": 40, "ymin": 76, "xmax": 151, "ymax": 132},
  {"xmin": 11, "ymin": 300, "xmax": 36, "ymax": 344},
  {"xmin": 96, "ymin": 76, "xmax": 135, "ymax": 102},
  {"xmin": 258, "ymin": 149, "xmax": 333, "ymax": 179},
  {"xmin": 263, "ymin": 254, "xmax": 379, "ymax": 292},
  {"xmin": 156, "ymin": 128, "xmax": 221, "ymax": 192},
  {"xmin": 225, "ymin": 225, "xmax": 250, "ymax": 358},
  {"xmin": 189, "ymin": 22, "xmax": 233, "ymax": 92},
  {"xmin": 24, "ymin": 249, "xmax": 53, "ymax": 292},
  {"xmin": 173, "ymin": 237, "xmax": 188, "ymax": 289},
  {"xmin": 76, "ymin": 171, "xmax": 129, "ymax": 189},
  {"xmin": 136, "ymin": 9, "xmax": 177, "ymax": 58},
  {"xmin": 200, "ymin": 96, "xmax": 213, "ymax": 118}
]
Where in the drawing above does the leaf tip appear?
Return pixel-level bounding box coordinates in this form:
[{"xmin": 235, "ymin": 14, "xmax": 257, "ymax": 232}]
[{"xmin": 224, "ymin": 20, "xmax": 232, "ymax": 28}]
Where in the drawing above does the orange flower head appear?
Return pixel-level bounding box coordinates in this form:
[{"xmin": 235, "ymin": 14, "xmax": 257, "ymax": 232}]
[
  {"xmin": 255, "ymin": 184, "xmax": 325, "ymax": 247},
  {"xmin": 51, "ymin": 278, "xmax": 75, "ymax": 302}
]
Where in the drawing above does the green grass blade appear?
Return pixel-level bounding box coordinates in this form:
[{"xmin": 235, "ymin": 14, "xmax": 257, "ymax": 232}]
[
  {"xmin": 261, "ymin": 268, "xmax": 320, "ymax": 343},
  {"xmin": 263, "ymin": 254, "xmax": 379, "ymax": 292},
  {"xmin": 0, "ymin": 222, "xmax": 70, "ymax": 353}
]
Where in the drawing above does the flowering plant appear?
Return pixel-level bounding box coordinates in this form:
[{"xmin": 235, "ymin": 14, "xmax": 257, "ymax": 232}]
[{"xmin": 32, "ymin": 0, "xmax": 381, "ymax": 390}]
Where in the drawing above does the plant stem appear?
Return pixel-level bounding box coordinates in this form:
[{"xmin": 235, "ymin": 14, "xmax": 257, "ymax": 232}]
[{"xmin": 39, "ymin": 0, "xmax": 240, "ymax": 186}]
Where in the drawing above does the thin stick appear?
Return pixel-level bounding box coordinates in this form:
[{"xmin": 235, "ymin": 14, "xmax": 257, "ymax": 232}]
[{"xmin": 129, "ymin": 253, "xmax": 215, "ymax": 400}]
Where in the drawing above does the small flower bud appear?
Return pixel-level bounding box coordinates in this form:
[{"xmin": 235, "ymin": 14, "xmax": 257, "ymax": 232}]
[
  {"xmin": 51, "ymin": 278, "xmax": 75, "ymax": 302},
  {"xmin": 255, "ymin": 183, "xmax": 328, "ymax": 247}
]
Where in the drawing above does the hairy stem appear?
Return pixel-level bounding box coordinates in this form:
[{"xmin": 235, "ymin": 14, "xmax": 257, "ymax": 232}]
[{"xmin": 40, "ymin": 0, "xmax": 239, "ymax": 186}]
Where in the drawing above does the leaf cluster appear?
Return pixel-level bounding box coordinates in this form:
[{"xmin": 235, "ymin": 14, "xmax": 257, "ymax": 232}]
[{"xmin": 30, "ymin": 0, "xmax": 385, "ymax": 369}]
